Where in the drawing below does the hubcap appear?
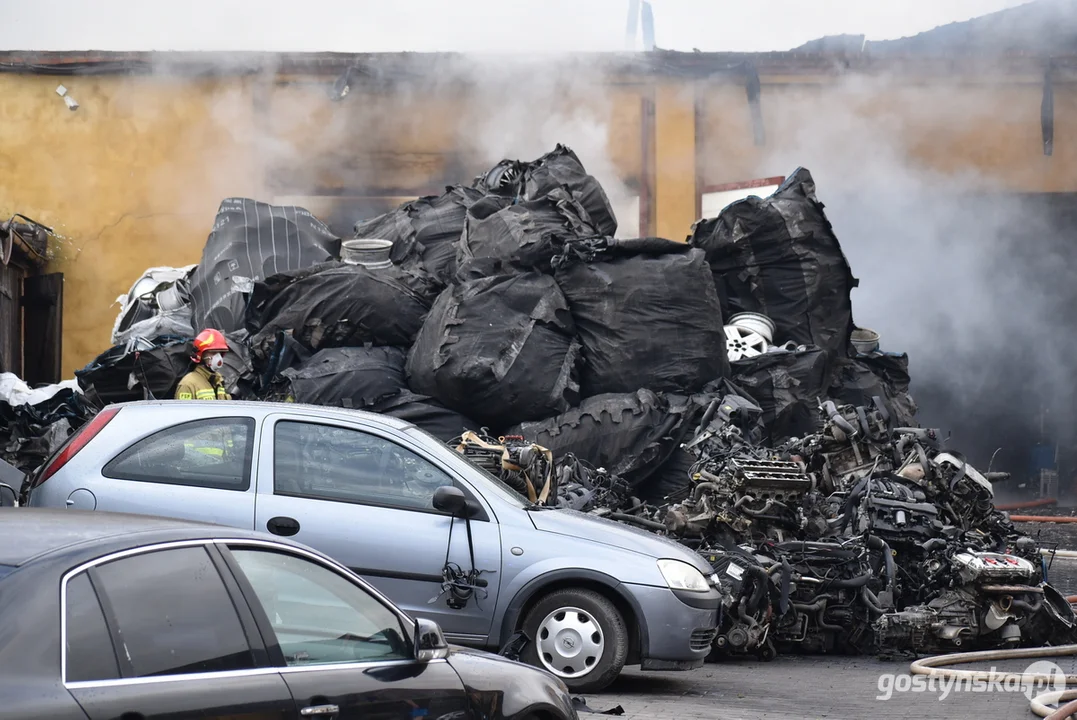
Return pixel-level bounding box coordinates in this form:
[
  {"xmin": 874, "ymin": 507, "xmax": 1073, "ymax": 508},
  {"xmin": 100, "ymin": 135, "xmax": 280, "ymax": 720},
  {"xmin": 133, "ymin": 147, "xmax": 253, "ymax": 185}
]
[{"xmin": 536, "ymin": 606, "xmax": 604, "ymax": 679}]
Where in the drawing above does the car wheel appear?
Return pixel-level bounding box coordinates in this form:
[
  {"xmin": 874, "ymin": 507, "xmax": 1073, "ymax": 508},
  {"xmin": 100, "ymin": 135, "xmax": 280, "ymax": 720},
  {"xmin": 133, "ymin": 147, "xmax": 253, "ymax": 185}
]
[{"xmin": 520, "ymin": 588, "xmax": 628, "ymax": 693}]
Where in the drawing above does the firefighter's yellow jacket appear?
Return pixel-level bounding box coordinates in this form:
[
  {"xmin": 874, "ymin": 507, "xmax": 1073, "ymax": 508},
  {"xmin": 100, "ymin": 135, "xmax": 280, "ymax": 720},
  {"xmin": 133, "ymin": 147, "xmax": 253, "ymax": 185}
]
[{"xmin": 174, "ymin": 365, "xmax": 231, "ymax": 401}]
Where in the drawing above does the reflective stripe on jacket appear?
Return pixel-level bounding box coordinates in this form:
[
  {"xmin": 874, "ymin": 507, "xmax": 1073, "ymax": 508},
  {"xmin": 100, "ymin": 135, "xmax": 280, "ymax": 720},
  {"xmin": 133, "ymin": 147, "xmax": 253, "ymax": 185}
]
[{"xmin": 174, "ymin": 365, "xmax": 231, "ymax": 401}]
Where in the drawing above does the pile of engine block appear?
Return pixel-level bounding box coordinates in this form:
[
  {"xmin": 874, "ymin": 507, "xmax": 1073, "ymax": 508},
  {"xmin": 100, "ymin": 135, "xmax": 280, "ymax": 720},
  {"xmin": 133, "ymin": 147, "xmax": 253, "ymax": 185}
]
[{"xmin": 538, "ymin": 394, "xmax": 1077, "ymax": 659}]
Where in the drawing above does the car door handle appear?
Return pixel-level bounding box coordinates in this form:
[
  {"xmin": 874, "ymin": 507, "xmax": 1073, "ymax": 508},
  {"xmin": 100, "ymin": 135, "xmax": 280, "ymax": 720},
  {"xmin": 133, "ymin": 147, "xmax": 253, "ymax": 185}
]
[
  {"xmin": 266, "ymin": 515, "xmax": 300, "ymax": 536},
  {"xmin": 300, "ymin": 704, "xmax": 339, "ymax": 717}
]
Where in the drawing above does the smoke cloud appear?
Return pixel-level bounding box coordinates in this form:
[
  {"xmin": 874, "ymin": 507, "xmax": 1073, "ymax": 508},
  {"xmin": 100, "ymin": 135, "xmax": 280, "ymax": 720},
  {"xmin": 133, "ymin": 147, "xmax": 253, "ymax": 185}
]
[{"xmin": 739, "ymin": 72, "xmax": 1077, "ymax": 482}]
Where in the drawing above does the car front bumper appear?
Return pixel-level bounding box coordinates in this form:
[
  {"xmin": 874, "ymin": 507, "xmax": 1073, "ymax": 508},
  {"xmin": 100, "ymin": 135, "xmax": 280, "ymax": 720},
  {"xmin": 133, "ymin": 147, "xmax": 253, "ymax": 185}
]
[{"xmin": 624, "ymin": 582, "xmax": 719, "ymax": 668}]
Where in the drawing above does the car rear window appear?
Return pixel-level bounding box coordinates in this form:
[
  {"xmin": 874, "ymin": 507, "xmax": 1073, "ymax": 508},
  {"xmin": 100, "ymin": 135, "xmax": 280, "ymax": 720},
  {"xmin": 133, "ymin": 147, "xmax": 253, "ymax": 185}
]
[{"xmin": 103, "ymin": 417, "xmax": 255, "ymax": 491}]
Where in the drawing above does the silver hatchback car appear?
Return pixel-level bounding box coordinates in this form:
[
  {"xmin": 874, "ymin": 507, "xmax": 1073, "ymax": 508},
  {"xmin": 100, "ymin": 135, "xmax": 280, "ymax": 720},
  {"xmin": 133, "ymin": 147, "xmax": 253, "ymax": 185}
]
[{"xmin": 27, "ymin": 400, "xmax": 720, "ymax": 691}]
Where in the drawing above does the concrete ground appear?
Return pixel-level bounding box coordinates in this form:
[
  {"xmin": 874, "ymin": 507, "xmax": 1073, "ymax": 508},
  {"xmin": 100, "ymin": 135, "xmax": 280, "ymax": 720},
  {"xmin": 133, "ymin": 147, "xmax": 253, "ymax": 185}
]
[{"xmin": 590, "ymin": 654, "xmax": 1077, "ymax": 719}]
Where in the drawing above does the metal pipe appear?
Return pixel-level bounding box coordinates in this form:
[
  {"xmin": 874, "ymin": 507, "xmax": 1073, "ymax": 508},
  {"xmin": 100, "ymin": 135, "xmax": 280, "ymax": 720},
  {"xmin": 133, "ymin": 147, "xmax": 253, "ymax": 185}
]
[
  {"xmin": 745, "ymin": 565, "xmax": 770, "ymax": 613},
  {"xmin": 607, "ymin": 512, "xmax": 666, "ymax": 531},
  {"xmin": 737, "ymin": 598, "xmax": 760, "ymax": 628},
  {"xmin": 823, "ymin": 400, "xmax": 857, "ymax": 437},
  {"xmin": 691, "ymin": 482, "xmax": 722, "ymax": 503},
  {"xmin": 1011, "ymin": 597, "xmax": 1044, "ymax": 615},
  {"xmin": 824, "ymin": 571, "xmax": 873, "ymax": 589},
  {"xmin": 861, "ymin": 586, "xmax": 887, "ymax": 616}
]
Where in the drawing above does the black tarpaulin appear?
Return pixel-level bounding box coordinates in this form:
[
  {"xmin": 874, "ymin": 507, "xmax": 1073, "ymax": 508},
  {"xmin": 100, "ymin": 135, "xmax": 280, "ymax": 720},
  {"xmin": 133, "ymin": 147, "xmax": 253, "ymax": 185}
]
[
  {"xmin": 475, "ymin": 144, "xmax": 618, "ymax": 238},
  {"xmin": 369, "ymin": 390, "xmax": 478, "ymax": 442},
  {"xmin": 522, "ymin": 145, "xmax": 618, "ymax": 238},
  {"xmin": 455, "ymin": 188, "xmax": 599, "ymax": 279},
  {"xmin": 245, "ymin": 262, "xmax": 432, "ymax": 375},
  {"xmin": 729, "ymin": 347, "xmax": 830, "ymax": 442},
  {"xmin": 75, "ymin": 340, "xmax": 192, "ymax": 403},
  {"xmin": 509, "ymin": 389, "xmax": 692, "ymax": 489},
  {"xmin": 277, "ymin": 346, "xmax": 408, "ymax": 409},
  {"xmin": 356, "ymin": 186, "xmax": 485, "ymax": 285},
  {"xmin": 554, "ymin": 238, "xmax": 728, "ymax": 397},
  {"xmin": 688, "ymin": 168, "xmax": 858, "ymax": 360},
  {"xmin": 190, "ymin": 198, "xmax": 340, "ymax": 334},
  {"xmin": 406, "ymin": 273, "xmax": 581, "ymax": 428},
  {"xmin": 0, "ymin": 386, "xmax": 97, "ymax": 474},
  {"xmin": 830, "ymin": 356, "xmax": 917, "ymax": 428}
]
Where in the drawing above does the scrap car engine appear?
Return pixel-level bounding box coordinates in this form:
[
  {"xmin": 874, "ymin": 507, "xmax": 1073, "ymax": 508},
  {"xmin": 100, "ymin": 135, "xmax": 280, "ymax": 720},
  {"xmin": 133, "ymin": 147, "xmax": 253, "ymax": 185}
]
[
  {"xmin": 652, "ymin": 397, "xmax": 1077, "ymax": 659},
  {"xmin": 876, "ymin": 550, "xmax": 1045, "ymax": 652}
]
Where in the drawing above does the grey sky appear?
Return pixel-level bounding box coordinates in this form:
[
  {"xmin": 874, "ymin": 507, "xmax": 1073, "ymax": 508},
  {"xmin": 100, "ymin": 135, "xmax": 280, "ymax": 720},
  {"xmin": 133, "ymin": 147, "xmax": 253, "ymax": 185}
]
[{"xmin": 0, "ymin": 0, "xmax": 1033, "ymax": 53}]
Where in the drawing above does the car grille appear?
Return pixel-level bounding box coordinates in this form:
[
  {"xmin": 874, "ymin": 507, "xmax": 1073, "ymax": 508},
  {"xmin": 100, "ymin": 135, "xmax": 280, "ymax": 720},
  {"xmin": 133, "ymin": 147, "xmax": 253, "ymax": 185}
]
[{"xmin": 690, "ymin": 627, "xmax": 717, "ymax": 651}]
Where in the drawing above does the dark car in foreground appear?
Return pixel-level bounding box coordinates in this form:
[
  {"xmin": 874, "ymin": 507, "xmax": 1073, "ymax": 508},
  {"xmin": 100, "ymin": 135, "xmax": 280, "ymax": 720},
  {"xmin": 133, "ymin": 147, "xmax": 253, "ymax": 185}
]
[{"xmin": 0, "ymin": 509, "xmax": 577, "ymax": 720}]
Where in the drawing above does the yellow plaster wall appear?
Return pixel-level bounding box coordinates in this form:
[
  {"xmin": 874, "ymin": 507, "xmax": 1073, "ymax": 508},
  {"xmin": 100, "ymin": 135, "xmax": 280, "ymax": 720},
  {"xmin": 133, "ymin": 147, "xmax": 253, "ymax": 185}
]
[
  {"xmin": 1, "ymin": 64, "xmax": 1069, "ymax": 376},
  {"xmin": 0, "ymin": 73, "xmax": 264, "ymax": 374}
]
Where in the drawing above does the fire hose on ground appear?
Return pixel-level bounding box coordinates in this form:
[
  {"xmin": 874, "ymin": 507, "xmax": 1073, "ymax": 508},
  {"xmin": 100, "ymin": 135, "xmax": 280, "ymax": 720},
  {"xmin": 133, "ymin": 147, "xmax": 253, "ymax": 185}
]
[{"xmin": 910, "ymin": 645, "xmax": 1077, "ymax": 718}]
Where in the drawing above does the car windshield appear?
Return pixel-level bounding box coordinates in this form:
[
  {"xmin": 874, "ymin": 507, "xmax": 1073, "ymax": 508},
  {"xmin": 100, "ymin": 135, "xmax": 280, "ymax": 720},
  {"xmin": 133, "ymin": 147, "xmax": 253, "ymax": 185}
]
[{"xmin": 403, "ymin": 427, "xmax": 531, "ymax": 509}]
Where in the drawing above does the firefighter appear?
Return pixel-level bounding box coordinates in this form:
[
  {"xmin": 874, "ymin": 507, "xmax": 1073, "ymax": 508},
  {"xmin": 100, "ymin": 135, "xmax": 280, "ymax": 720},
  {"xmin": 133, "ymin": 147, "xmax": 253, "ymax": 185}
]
[{"xmin": 175, "ymin": 328, "xmax": 232, "ymax": 401}]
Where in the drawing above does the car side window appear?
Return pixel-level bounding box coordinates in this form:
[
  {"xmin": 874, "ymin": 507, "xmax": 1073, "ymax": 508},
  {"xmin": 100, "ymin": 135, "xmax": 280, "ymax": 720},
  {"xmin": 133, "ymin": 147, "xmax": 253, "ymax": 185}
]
[
  {"xmin": 229, "ymin": 548, "xmax": 412, "ymax": 666},
  {"xmin": 65, "ymin": 573, "xmax": 120, "ymax": 683},
  {"xmin": 93, "ymin": 546, "xmax": 255, "ymax": 678},
  {"xmin": 273, "ymin": 421, "xmax": 453, "ymax": 510},
  {"xmin": 103, "ymin": 418, "xmax": 255, "ymax": 491}
]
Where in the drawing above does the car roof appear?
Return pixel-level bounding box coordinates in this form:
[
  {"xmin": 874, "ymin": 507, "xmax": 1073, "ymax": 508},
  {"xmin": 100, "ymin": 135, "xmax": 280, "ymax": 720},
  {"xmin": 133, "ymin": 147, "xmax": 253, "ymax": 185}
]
[
  {"xmin": 111, "ymin": 399, "xmax": 415, "ymax": 430},
  {"xmin": 0, "ymin": 508, "xmax": 272, "ymax": 567}
]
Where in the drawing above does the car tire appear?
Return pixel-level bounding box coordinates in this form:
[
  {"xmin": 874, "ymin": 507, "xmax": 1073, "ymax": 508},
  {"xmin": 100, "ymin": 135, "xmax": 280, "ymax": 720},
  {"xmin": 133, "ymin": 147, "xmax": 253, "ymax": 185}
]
[{"xmin": 520, "ymin": 588, "xmax": 628, "ymax": 693}]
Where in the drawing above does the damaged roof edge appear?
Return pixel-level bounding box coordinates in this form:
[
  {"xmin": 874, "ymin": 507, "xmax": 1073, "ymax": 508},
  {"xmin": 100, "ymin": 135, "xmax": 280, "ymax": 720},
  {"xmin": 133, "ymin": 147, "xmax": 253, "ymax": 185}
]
[{"xmin": 2, "ymin": 50, "xmax": 1077, "ymax": 80}]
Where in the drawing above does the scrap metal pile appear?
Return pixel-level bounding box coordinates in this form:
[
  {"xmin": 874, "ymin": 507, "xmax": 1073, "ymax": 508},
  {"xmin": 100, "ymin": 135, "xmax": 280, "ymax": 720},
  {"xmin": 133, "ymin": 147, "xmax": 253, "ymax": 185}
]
[
  {"xmin": 606, "ymin": 395, "xmax": 1073, "ymax": 659},
  {"xmin": 21, "ymin": 144, "xmax": 1070, "ymax": 658}
]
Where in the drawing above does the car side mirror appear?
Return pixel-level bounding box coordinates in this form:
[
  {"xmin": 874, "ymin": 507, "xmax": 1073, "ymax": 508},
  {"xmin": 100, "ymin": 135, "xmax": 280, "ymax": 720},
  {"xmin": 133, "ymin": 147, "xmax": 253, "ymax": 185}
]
[
  {"xmin": 432, "ymin": 486, "xmax": 468, "ymax": 516},
  {"xmin": 414, "ymin": 618, "xmax": 450, "ymax": 662}
]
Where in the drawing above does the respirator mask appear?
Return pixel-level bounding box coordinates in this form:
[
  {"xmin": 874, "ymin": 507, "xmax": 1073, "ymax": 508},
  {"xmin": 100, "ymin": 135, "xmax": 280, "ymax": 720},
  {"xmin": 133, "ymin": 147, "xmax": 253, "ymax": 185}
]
[{"xmin": 206, "ymin": 353, "xmax": 225, "ymax": 372}]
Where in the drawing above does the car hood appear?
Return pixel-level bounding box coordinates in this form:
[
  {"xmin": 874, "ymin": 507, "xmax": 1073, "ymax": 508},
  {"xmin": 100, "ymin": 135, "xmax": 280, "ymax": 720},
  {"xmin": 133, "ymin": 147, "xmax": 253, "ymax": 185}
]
[{"xmin": 527, "ymin": 508, "xmax": 712, "ymax": 573}]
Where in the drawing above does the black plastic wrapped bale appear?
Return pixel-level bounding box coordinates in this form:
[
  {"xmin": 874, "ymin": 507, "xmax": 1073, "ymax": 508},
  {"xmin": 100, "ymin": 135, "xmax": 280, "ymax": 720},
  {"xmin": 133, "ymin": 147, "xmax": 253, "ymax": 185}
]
[
  {"xmin": 508, "ymin": 389, "xmax": 692, "ymax": 489},
  {"xmin": 189, "ymin": 198, "xmax": 340, "ymax": 334},
  {"xmin": 554, "ymin": 237, "xmax": 728, "ymax": 397},
  {"xmin": 829, "ymin": 357, "xmax": 917, "ymax": 428},
  {"xmin": 0, "ymin": 386, "xmax": 97, "ymax": 474},
  {"xmin": 406, "ymin": 273, "xmax": 581, "ymax": 428},
  {"xmin": 356, "ymin": 186, "xmax": 485, "ymax": 285},
  {"xmin": 856, "ymin": 351, "xmax": 913, "ymax": 394},
  {"xmin": 369, "ymin": 390, "xmax": 478, "ymax": 442},
  {"xmin": 275, "ymin": 347, "xmax": 408, "ymax": 409},
  {"xmin": 75, "ymin": 340, "xmax": 192, "ymax": 404},
  {"xmin": 475, "ymin": 144, "xmax": 618, "ymax": 238},
  {"xmin": 246, "ymin": 262, "xmax": 432, "ymax": 376},
  {"xmin": 455, "ymin": 188, "xmax": 599, "ymax": 279},
  {"xmin": 688, "ymin": 168, "xmax": 858, "ymax": 360},
  {"xmin": 729, "ymin": 347, "xmax": 830, "ymax": 443}
]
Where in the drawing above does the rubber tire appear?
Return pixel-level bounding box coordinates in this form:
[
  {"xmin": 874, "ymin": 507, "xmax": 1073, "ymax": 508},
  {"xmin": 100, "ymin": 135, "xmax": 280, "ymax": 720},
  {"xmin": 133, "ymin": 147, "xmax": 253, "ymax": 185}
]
[{"xmin": 520, "ymin": 588, "xmax": 628, "ymax": 693}]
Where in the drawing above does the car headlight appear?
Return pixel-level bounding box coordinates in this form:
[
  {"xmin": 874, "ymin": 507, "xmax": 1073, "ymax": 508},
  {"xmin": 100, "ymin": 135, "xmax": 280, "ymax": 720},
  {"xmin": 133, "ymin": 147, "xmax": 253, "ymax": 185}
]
[{"xmin": 657, "ymin": 559, "xmax": 710, "ymax": 593}]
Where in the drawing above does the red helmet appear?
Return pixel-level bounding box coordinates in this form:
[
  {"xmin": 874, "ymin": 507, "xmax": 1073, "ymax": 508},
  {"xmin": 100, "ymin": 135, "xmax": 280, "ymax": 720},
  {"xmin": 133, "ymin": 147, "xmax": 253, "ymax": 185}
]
[{"xmin": 191, "ymin": 328, "xmax": 229, "ymax": 363}]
